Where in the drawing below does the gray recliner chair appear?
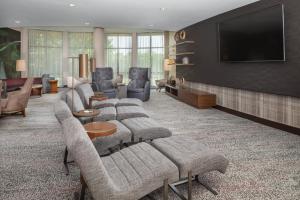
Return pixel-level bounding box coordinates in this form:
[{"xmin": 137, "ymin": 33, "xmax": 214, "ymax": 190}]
[
  {"xmin": 92, "ymin": 67, "xmax": 117, "ymax": 98},
  {"xmin": 127, "ymin": 67, "xmax": 151, "ymax": 101}
]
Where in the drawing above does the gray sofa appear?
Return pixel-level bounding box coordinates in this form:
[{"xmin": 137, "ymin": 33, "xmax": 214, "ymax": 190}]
[
  {"xmin": 127, "ymin": 67, "xmax": 151, "ymax": 101},
  {"xmin": 62, "ymin": 117, "xmax": 178, "ymax": 200},
  {"xmin": 92, "ymin": 67, "xmax": 117, "ymax": 98}
]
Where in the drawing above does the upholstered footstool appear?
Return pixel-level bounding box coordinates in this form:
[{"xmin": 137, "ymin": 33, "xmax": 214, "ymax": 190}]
[
  {"xmin": 92, "ymin": 98, "xmax": 119, "ymax": 108},
  {"xmin": 93, "ymin": 120, "xmax": 132, "ymax": 155},
  {"xmin": 121, "ymin": 117, "xmax": 172, "ymax": 142},
  {"xmin": 116, "ymin": 106, "xmax": 149, "ymax": 120},
  {"xmin": 152, "ymin": 137, "xmax": 229, "ymax": 200},
  {"xmin": 80, "ymin": 107, "xmax": 117, "ymax": 123},
  {"xmin": 116, "ymin": 98, "xmax": 143, "ymax": 107}
]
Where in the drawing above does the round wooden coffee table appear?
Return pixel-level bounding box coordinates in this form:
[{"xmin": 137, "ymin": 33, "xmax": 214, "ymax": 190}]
[
  {"xmin": 72, "ymin": 109, "xmax": 100, "ymax": 118},
  {"xmin": 84, "ymin": 121, "xmax": 117, "ymax": 140}
]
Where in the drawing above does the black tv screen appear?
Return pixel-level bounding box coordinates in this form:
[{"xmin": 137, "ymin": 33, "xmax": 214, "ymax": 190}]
[{"xmin": 219, "ymin": 4, "xmax": 285, "ymax": 62}]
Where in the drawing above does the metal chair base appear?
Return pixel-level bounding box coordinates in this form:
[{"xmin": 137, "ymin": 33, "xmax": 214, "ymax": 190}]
[{"xmin": 169, "ymin": 171, "xmax": 218, "ymax": 200}]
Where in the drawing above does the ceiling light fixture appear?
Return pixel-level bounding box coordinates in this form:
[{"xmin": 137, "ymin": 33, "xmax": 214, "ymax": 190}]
[
  {"xmin": 69, "ymin": 3, "xmax": 76, "ymax": 7},
  {"xmin": 160, "ymin": 7, "xmax": 166, "ymax": 11},
  {"xmin": 84, "ymin": 22, "xmax": 90, "ymax": 25},
  {"xmin": 15, "ymin": 20, "xmax": 20, "ymax": 24},
  {"xmin": 148, "ymin": 24, "xmax": 154, "ymax": 27}
]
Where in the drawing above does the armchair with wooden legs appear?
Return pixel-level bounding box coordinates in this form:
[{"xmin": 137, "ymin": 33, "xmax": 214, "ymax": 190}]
[{"xmin": 1, "ymin": 77, "xmax": 34, "ymax": 117}]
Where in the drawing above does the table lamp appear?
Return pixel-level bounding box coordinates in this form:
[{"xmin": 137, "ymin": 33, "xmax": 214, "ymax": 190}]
[{"xmin": 16, "ymin": 59, "xmax": 26, "ymax": 74}]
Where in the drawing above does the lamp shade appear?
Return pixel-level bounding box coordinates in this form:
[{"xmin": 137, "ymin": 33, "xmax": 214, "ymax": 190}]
[
  {"xmin": 16, "ymin": 60, "xmax": 26, "ymax": 72},
  {"xmin": 164, "ymin": 59, "xmax": 171, "ymax": 71},
  {"xmin": 79, "ymin": 54, "xmax": 88, "ymax": 78}
]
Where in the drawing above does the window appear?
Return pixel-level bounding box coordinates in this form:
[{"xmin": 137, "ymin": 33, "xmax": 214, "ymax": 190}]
[
  {"xmin": 28, "ymin": 30, "xmax": 63, "ymax": 85},
  {"xmin": 68, "ymin": 32, "xmax": 94, "ymax": 78},
  {"xmin": 105, "ymin": 34, "xmax": 132, "ymax": 83},
  {"xmin": 137, "ymin": 33, "xmax": 164, "ymax": 85}
]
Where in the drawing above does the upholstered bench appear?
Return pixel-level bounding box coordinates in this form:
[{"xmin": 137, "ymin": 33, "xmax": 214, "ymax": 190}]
[
  {"xmin": 116, "ymin": 106, "xmax": 149, "ymax": 120},
  {"xmin": 93, "ymin": 120, "xmax": 132, "ymax": 156},
  {"xmin": 122, "ymin": 117, "xmax": 172, "ymax": 142},
  {"xmin": 116, "ymin": 98, "xmax": 143, "ymax": 107},
  {"xmin": 152, "ymin": 137, "xmax": 229, "ymax": 199}
]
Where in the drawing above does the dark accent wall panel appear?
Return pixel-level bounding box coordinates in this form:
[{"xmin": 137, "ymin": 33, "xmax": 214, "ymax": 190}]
[{"xmin": 176, "ymin": 0, "xmax": 300, "ymax": 98}]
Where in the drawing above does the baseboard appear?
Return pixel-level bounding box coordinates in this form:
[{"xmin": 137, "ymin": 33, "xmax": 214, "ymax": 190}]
[{"xmin": 214, "ymin": 105, "xmax": 300, "ymax": 136}]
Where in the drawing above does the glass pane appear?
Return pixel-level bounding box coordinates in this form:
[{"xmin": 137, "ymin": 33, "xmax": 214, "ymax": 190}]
[
  {"xmin": 106, "ymin": 48, "xmax": 118, "ymax": 76},
  {"xmin": 138, "ymin": 35, "xmax": 150, "ymax": 48},
  {"xmin": 118, "ymin": 48, "xmax": 132, "ymax": 83},
  {"xmin": 47, "ymin": 31, "xmax": 63, "ymax": 47},
  {"xmin": 137, "ymin": 48, "xmax": 151, "ymax": 68},
  {"xmin": 151, "ymin": 34, "xmax": 164, "ymax": 48},
  {"xmin": 151, "ymin": 48, "xmax": 164, "ymax": 84},
  {"xmin": 118, "ymin": 35, "xmax": 132, "ymax": 48},
  {"xmin": 106, "ymin": 35, "xmax": 118, "ymax": 48},
  {"xmin": 29, "ymin": 30, "xmax": 46, "ymax": 47}
]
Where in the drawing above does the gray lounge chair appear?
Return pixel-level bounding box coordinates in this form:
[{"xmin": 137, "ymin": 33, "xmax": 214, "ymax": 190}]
[
  {"xmin": 62, "ymin": 117, "xmax": 179, "ymax": 200},
  {"xmin": 76, "ymin": 83, "xmax": 119, "ymax": 109},
  {"xmin": 65, "ymin": 90, "xmax": 116, "ymax": 123}
]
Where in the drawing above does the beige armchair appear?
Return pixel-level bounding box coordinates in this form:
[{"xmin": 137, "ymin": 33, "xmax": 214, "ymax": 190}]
[{"xmin": 1, "ymin": 77, "xmax": 33, "ymax": 117}]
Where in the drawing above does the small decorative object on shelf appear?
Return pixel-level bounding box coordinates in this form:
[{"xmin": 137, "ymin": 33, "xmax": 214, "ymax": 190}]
[
  {"xmin": 179, "ymin": 30, "xmax": 186, "ymax": 40},
  {"xmin": 182, "ymin": 57, "xmax": 189, "ymax": 64},
  {"xmin": 174, "ymin": 33, "xmax": 180, "ymax": 42}
]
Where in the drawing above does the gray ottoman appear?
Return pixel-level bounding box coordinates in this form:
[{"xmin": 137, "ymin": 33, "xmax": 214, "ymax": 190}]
[
  {"xmin": 92, "ymin": 98, "xmax": 119, "ymax": 108},
  {"xmin": 93, "ymin": 120, "xmax": 132, "ymax": 155},
  {"xmin": 152, "ymin": 137, "xmax": 229, "ymax": 199},
  {"xmin": 116, "ymin": 98, "xmax": 143, "ymax": 107},
  {"xmin": 116, "ymin": 106, "xmax": 149, "ymax": 121},
  {"xmin": 122, "ymin": 117, "xmax": 172, "ymax": 142}
]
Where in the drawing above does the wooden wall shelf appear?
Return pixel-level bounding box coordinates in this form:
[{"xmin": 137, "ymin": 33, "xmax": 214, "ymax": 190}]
[
  {"xmin": 176, "ymin": 63, "xmax": 194, "ymax": 66},
  {"xmin": 170, "ymin": 52, "xmax": 194, "ymax": 56},
  {"xmin": 170, "ymin": 41, "xmax": 195, "ymax": 47}
]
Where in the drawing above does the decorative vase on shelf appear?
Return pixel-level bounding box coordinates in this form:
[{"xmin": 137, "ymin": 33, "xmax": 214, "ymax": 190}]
[{"xmin": 182, "ymin": 57, "xmax": 189, "ymax": 64}]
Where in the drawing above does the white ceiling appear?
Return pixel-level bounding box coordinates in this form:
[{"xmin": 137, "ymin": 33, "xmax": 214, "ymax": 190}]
[{"xmin": 0, "ymin": 0, "xmax": 259, "ymax": 31}]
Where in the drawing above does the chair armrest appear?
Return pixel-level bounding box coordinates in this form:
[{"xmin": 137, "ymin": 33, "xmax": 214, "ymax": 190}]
[
  {"xmin": 5, "ymin": 92, "xmax": 27, "ymax": 110},
  {"xmin": 91, "ymin": 82, "xmax": 100, "ymax": 91}
]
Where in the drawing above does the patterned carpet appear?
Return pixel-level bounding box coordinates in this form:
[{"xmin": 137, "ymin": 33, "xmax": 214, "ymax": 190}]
[{"xmin": 0, "ymin": 91, "xmax": 299, "ymax": 200}]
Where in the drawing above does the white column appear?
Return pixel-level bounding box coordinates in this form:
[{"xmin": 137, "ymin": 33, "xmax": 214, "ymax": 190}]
[
  {"xmin": 21, "ymin": 28, "xmax": 28, "ymax": 77},
  {"xmin": 62, "ymin": 31, "xmax": 69, "ymax": 85},
  {"xmin": 93, "ymin": 27, "xmax": 105, "ymax": 68},
  {"xmin": 132, "ymin": 32, "xmax": 137, "ymax": 67}
]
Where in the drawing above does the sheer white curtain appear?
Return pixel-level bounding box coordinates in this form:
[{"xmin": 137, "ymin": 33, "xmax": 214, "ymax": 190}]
[
  {"xmin": 28, "ymin": 30, "xmax": 63, "ymax": 85},
  {"xmin": 137, "ymin": 33, "xmax": 164, "ymax": 85},
  {"xmin": 105, "ymin": 34, "xmax": 132, "ymax": 83},
  {"xmin": 68, "ymin": 32, "xmax": 94, "ymax": 78}
]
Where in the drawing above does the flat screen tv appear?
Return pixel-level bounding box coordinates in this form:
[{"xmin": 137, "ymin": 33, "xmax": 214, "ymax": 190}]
[{"xmin": 219, "ymin": 4, "xmax": 285, "ymax": 62}]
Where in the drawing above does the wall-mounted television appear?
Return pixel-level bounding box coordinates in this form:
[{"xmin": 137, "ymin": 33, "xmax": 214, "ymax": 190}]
[{"xmin": 219, "ymin": 4, "xmax": 285, "ymax": 62}]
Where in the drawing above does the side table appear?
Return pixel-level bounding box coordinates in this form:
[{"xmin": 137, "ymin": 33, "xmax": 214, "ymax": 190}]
[
  {"xmin": 48, "ymin": 80, "xmax": 58, "ymax": 93},
  {"xmin": 31, "ymin": 84, "xmax": 43, "ymax": 97},
  {"xmin": 89, "ymin": 95, "xmax": 108, "ymax": 109},
  {"xmin": 73, "ymin": 109, "xmax": 100, "ymax": 122},
  {"xmin": 83, "ymin": 121, "xmax": 117, "ymax": 140},
  {"xmin": 117, "ymin": 83, "xmax": 127, "ymax": 99}
]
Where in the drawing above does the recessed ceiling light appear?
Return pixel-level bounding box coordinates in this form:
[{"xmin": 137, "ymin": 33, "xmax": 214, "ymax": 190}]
[
  {"xmin": 148, "ymin": 24, "xmax": 154, "ymax": 27},
  {"xmin": 15, "ymin": 20, "xmax": 20, "ymax": 24},
  {"xmin": 160, "ymin": 7, "xmax": 166, "ymax": 11},
  {"xmin": 84, "ymin": 22, "xmax": 90, "ymax": 25},
  {"xmin": 69, "ymin": 3, "xmax": 76, "ymax": 7}
]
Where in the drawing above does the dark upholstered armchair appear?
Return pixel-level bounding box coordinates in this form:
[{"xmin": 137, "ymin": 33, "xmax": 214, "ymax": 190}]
[
  {"xmin": 92, "ymin": 67, "xmax": 117, "ymax": 98},
  {"xmin": 41, "ymin": 74, "xmax": 54, "ymax": 93},
  {"xmin": 127, "ymin": 67, "xmax": 151, "ymax": 101}
]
